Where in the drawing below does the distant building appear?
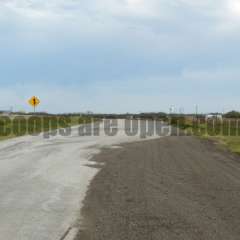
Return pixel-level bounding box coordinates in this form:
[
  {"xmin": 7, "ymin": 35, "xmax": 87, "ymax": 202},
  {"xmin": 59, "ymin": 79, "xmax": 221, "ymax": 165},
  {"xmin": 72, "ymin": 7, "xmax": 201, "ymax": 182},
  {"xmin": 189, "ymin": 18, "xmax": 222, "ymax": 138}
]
[
  {"xmin": 0, "ymin": 110, "xmax": 11, "ymax": 116},
  {"xmin": 205, "ymin": 114, "xmax": 223, "ymax": 121}
]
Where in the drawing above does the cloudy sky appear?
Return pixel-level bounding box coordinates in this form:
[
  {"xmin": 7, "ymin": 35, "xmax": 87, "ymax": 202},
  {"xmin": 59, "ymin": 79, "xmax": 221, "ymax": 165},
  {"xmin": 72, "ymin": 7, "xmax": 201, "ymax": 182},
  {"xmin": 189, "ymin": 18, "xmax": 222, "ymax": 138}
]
[{"xmin": 0, "ymin": 0, "xmax": 240, "ymax": 113}]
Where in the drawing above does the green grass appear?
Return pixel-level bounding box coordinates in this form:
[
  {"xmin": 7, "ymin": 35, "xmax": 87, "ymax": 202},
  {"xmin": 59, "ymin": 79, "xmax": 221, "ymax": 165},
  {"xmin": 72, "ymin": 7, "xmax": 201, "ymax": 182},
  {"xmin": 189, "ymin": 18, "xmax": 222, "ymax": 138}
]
[
  {"xmin": 171, "ymin": 117, "xmax": 240, "ymax": 154},
  {"xmin": 209, "ymin": 136, "xmax": 240, "ymax": 154},
  {"xmin": 0, "ymin": 115, "xmax": 93, "ymax": 141}
]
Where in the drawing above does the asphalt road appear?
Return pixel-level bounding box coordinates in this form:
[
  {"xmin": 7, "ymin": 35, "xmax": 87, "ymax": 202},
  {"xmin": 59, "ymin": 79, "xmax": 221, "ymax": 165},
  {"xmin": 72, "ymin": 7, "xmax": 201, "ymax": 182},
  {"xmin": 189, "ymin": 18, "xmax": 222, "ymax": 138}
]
[
  {"xmin": 0, "ymin": 120, "xmax": 162, "ymax": 240},
  {"xmin": 76, "ymin": 136, "xmax": 240, "ymax": 240}
]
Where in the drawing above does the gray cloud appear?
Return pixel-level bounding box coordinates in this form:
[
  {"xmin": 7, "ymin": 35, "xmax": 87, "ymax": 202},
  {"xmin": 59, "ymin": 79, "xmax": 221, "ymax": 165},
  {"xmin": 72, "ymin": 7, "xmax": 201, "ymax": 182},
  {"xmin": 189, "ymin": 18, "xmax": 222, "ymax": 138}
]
[{"xmin": 0, "ymin": 0, "xmax": 240, "ymax": 112}]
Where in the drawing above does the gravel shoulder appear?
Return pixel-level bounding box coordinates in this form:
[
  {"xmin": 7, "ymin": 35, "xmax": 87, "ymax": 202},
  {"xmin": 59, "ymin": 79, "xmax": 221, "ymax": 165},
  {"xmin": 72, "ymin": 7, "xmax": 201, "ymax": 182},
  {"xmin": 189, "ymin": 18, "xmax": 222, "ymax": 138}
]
[{"xmin": 76, "ymin": 136, "xmax": 240, "ymax": 240}]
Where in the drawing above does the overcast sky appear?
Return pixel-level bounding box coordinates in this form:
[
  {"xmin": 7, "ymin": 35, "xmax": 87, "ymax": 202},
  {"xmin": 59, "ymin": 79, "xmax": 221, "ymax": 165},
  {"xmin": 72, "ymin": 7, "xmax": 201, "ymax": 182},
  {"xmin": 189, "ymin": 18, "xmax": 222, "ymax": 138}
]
[{"xmin": 0, "ymin": 0, "xmax": 240, "ymax": 113}]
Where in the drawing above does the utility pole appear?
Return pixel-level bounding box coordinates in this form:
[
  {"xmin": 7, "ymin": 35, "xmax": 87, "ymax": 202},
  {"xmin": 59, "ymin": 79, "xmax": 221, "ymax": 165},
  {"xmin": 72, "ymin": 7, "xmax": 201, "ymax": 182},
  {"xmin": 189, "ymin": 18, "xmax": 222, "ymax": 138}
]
[{"xmin": 195, "ymin": 105, "xmax": 198, "ymax": 117}]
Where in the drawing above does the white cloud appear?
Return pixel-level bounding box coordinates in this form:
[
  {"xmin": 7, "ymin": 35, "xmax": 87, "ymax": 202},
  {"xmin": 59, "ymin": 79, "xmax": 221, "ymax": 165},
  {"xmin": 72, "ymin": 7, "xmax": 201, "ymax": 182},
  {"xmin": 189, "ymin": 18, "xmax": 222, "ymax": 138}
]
[
  {"xmin": 0, "ymin": 0, "xmax": 226, "ymax": 44},
  {"xmin": 1, "ymin": 0, "xmax": 240, "ymax": 33},
  {"xmin": 227, "ymin": 0, "xmax": 240, "ymax": 18},
  {"xmin": 0, "ymin": 0, "xmax": 228, "ymax": 20}
]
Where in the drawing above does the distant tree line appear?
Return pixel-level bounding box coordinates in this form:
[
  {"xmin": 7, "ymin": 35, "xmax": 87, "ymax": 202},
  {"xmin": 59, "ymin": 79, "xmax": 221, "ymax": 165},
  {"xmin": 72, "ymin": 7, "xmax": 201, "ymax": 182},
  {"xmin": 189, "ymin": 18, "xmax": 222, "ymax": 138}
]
[
  {"xmin": 4, "ymin": 110, "xmax": 240, "ymax": 119},
  {"xmin": 224, "ymin": 111, "xmax": 240, "ymax": 118}
]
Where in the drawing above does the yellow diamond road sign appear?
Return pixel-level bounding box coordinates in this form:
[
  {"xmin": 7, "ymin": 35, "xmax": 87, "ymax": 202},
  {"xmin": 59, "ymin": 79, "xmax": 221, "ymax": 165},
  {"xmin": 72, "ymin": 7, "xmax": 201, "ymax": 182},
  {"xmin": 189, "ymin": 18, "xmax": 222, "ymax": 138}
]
[{"xmin": 28, "ymin": 96, "xmax": 40, "ymax": 107}]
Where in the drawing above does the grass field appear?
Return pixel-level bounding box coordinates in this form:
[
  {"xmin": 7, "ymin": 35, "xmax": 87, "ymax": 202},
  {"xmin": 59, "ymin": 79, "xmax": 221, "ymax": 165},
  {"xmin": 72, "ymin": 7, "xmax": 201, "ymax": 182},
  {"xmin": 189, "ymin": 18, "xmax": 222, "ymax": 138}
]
[
  {"xmin": 0, "ymin": 115, "xmax": 93, "ymax": 141},
  {"xmin": 171, "ymin": 117, "xmax": 240, "ymax": 154}
]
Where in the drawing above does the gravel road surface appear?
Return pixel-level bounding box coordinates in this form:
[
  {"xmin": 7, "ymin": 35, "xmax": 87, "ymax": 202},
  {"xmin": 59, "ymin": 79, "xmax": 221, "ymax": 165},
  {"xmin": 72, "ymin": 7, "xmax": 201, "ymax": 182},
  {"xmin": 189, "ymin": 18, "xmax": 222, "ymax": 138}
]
[{"xmin": 76, "ymin": 136, "xmax": 240, "ymax": 240}]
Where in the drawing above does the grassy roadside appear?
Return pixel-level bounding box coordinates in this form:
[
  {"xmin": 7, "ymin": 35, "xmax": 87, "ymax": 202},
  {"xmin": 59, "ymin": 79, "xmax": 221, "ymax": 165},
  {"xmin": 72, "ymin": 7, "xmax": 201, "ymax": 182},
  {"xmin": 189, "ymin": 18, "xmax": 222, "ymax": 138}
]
[
  {"xmin": 171, "ymin": 117, "xmax": 240, "ymax": 154},
  {"xmin": 0, "ymin": 115, "xmax": 93, "ymax": 141}
]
